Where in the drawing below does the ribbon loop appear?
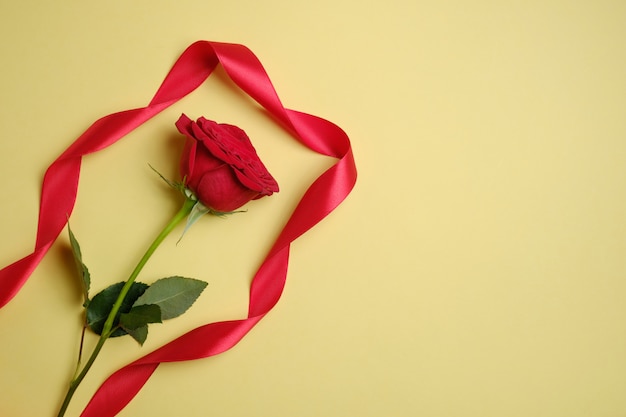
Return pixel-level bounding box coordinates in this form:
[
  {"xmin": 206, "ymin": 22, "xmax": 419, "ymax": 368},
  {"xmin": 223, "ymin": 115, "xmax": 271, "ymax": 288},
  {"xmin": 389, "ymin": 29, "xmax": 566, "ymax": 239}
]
[{"xmin": 0, "ymin": 41, "xmax": 356, "ymax": 417}]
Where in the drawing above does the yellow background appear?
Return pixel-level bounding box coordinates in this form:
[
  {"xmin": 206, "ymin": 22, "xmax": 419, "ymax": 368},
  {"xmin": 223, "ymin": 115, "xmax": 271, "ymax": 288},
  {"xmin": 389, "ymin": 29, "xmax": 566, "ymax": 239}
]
[{"xmin": 1, "ymin": 1, "xmax": 626, "ymax": 416}]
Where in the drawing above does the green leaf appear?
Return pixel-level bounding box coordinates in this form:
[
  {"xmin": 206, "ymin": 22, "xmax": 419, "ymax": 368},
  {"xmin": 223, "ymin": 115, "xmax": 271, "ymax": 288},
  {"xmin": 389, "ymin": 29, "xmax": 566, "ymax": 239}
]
[
  {"xmin": 133, "ymin": 276, "xmax": 207, "ymax": 320},
  {"xmin": 125, "ymin": 325, "xmax": 148, "ymax": 345},
  {"xmin": 120, "ymin": 305, "xmax": 161, "ymax": 346},
  {"xmin": 120, "ymin": 304, "xmax": 162, "ymax": 330},
  {"xmin": 86, "ymin": 282, "xmax": 149, "ymax": 337},
  {"xmin": 67, "ymin": 223, "xmax": 91, "ymax": 305}
]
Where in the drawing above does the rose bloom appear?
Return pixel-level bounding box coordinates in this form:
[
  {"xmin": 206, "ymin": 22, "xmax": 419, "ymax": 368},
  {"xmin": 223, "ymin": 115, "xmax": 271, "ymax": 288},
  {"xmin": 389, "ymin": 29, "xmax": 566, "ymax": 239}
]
[{"xmin": 175, "ymin": 114, "xmax": 279, "ymax": 212}]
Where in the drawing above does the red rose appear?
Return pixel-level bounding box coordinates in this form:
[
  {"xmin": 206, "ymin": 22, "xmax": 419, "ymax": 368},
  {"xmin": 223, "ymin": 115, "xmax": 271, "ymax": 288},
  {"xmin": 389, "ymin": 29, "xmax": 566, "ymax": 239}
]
[{"xmin": 175, "ymin": 114, "xmax": 279, "ymax": 212}]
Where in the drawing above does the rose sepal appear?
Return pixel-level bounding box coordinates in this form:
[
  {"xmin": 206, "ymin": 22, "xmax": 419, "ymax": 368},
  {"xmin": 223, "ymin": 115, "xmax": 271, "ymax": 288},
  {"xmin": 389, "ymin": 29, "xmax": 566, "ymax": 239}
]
[{"xmin": 151, "ymin": 165, "xmax": 247, "ymax": 241}]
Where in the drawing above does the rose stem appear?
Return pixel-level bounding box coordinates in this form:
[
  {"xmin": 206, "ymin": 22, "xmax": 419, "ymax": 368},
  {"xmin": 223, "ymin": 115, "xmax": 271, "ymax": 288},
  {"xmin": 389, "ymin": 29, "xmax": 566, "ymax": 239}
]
[
  {"xmin": 73, "ymin": 323, "xmax": 88, "ymax": 378},
  {"xmin": 56, "ymin": 198, "xmax": 196, "ymax": 417}
]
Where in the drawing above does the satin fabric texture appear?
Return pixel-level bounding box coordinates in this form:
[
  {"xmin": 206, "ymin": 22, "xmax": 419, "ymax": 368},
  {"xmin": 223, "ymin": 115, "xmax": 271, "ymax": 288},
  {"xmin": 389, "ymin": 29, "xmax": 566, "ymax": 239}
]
[{"xmin": 0, "ymin": 40, "xmax": 356, "ymax": 416}]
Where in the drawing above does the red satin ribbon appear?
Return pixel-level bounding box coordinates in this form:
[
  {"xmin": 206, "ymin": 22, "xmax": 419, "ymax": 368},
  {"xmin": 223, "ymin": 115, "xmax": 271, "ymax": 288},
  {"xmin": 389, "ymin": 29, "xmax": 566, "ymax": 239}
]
[{"xmin": 0, "ymin": 41, "xmax": 356, "ymax": 415}]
